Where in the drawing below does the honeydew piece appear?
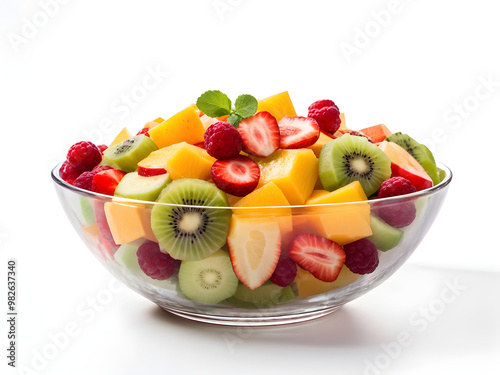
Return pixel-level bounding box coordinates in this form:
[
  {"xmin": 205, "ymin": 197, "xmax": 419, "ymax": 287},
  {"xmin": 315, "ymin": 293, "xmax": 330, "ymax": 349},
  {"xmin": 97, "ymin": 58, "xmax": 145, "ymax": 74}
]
[
  {"xmin": 148, "ymin": 106, "xmax": 205, "ymax": 148},
  {"xmin": 138, "ymin": 142, "xmax": 215, "ymax": 180},
  {"xmin": 104, "ymin": 202, "xmax": 157, "ymax": 245},
  {"xmin": 110, "ymin": 127, "xmax": 132, "ymax": 147},
  {"xmin": 294, "ymin": 266, "xmax": 359, "ymax": 298},
  {"xmin": 257, "ymin": 149, "xmax": 318, "ymax": 205},
  {"xmin": 292, "ymin": 202, "xmax": 372, "ymax": 245},
  {"xmin": 257, "ymin": 91, "xmax": 297, "ymax": 122},
  {"xmin": 307, "ymin": 131, "xmax": 334, "ymax": 157},
  {"xmin": 80, "ymin": 197, "xmax": 96, "ymax": 225},
  {"xmin": 113, "ymin": 238, "xmax": 148, "ymax": 273},
  {"xmin": 306, "ymin": 181, "xmax": 367, "ymax": 205}
]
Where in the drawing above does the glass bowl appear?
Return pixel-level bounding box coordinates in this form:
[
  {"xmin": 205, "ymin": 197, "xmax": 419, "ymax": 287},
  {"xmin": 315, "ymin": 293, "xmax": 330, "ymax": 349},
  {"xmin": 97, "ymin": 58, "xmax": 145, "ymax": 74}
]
[{"xmin": 52, "ymin": 163, "xmax": 452, "ymax": 326}]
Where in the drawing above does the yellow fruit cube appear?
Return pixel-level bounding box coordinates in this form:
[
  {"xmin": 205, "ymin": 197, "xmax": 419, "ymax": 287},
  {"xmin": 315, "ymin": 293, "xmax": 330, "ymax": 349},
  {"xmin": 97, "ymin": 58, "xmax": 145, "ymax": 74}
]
[
  {"xmin": 110, "ymin": 127, "xmax": 132, "ymax": 147},
  {"xmin": 149, "ymin": 106, "xmax": 205, "ymax": 148},
  {"xmin": 257, "ymin": 149, "xmax": 318, "ymax": 205},
  {"xmin": 306, "ymin": 181, "xmax": 367, "ymax": 204},
  {"xmin": 294, "ymin": 266, "xmax": 359, "ymax": 298},
  {"xmin": 257, "ymin": 91, "xmax": 297, "ymax": 122},
  {"xmin": 233, "ymin": 182, "xmax": 290, "ymax": 212},
  {"xmin": 137, "ymin": 142, "xmax": 215, "ymax": 181},
  {"xmin": 104, "ymin": 202, "xmax": 157, "ymax": 245},
  {"xmin": 307, "ymin": 131, "xmax": 334, "ymax": 157}
]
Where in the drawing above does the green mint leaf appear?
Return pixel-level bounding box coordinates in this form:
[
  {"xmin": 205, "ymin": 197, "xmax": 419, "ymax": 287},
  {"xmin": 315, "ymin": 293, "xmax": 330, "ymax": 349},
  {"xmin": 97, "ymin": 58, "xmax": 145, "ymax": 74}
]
[
  {"xmin": 227, "ymin": 113, "xmax": 243, "ymax": 128},
  {"xmin": 234, "ymin": 94, "xmax": 258, "ymax": 118},
  {"xmin": 196, "ymin": 90, "xmax": 232, "ymax": 118}
]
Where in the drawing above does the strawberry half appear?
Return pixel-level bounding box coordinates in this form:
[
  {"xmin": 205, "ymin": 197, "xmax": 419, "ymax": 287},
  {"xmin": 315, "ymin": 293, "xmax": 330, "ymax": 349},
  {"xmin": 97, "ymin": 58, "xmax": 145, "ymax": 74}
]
[
  {"xmin": 91, "ymin": 169, "xmax": 126, "ymax": 196},
  {"xmin": 278, "ymin": 116, "xmax": 320, "ymax": 149},
  {"xmin": 289, "ymin": 233, "xmax": 346, "ymax": 282},
  {"xmin": 237, "ymin": 111, "xmax": 280, "ymax": 158},
  {"xmin": 210, "ymin": 155, "xmax": 260, "ymax": 197}
]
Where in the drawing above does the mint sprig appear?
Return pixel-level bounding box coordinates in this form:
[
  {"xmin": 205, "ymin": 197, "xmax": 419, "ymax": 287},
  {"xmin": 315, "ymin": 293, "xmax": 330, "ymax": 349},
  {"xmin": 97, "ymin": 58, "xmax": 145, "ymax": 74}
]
[{"xmin": 196, "ymin": 90, "xmax": 258, "ymax": 128}]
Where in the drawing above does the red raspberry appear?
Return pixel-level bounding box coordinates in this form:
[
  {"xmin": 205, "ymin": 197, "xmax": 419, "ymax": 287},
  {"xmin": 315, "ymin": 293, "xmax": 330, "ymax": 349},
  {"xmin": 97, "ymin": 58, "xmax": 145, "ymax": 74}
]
[
  {"xmin": 344, "ymin": 238, "xmax": 379, "ymax": 275},
  {"xmin": 137, "ymin": 241, "xmax": 180, "ymax": 280},
  {"xmin": 204, "ymin": 122, "xmax": 243, "ymax": 160},
  {"xmin": 97, "ymin": 144, "xmax": 108, "ymax": 153},
  {"xmin": 308, "ymin": 99, "xmax": 338, "ymax": 112},
  {"xmin": 308, "ymin": 100, "xmax": 341, "ymax": 136},
  {"xmin": 270, "ymin": 256, "xmax": 297, "ymax": 287},
  {"xmin": 66, "ymin": 141, "xmax": 102, "ymax": 172},
  {"xmin": 73, "ymin": 171, "xmax": 96, "ymax": 191},
  {"xmin": 374, "ymin": 201, "xmax": 416, "ymax": 228},
  {"xmin": 59, "ymin": 161, "xmax": 81, "ymax": 184},
  {"xmin": 91, "ymin": 164, "xmax": 114, "ymax": 174},
  {"xmin": 378, "ymin": 177, "xmax": 417, "ymax": 198}
]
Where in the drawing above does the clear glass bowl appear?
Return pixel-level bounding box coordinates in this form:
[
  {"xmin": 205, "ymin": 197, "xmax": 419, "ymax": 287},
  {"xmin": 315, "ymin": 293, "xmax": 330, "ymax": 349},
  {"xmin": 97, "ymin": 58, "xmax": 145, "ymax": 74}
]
[{"xmin": 52, "ymin": 163, "xmax": 452, "ymax": 326}]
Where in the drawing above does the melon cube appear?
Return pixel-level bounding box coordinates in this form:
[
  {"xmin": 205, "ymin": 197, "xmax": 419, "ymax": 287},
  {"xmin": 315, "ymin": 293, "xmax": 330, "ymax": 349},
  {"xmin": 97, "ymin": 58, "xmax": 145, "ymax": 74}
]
[
  {"xmin": 104, "ymin": 202, "xmax": 157, "ymax": 245},
  {"xmin": 360, "ymin": 124, "xmax": 392, "ymax": 143},
  {"xmin": 257, "ymin": 149, "xmax": 318, "ymax": 205},
  {"xmin": 294, "ymin": 266, "xmax": 359, "ymax": 298},
  {"xmin": 257, "ymin": 91, "xmax": 297, "ymax": 122},
  {"xmin": 149, "ymin": 106, "xmax": 205, "ymax": 148},
  {"xmin": 137, "ymin": 142, "xmax": 215, "ymax": 181}
]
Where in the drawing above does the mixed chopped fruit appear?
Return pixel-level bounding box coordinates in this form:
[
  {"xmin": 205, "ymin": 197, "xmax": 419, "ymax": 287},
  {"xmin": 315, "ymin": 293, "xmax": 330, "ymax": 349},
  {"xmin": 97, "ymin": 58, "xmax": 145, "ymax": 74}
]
[{"xmin": 60, "ymin": 91, "xmax": 445, "ymax": 307}]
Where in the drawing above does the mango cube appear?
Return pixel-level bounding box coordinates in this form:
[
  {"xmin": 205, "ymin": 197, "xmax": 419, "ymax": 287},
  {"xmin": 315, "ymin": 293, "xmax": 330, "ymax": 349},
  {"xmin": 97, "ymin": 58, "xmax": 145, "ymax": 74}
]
[
  {"xmin": 306, "ymin": 181, "xmax": 367, "ymax": 204},
  {"xmin": 257, "ymin": 91, "xmax": 297, "ymax": 122},
  {"xmin": 295, "ymin": 266, "xmax": 359, "ymax": 298},
  {"xmin": 138, "ymin": 142, "xmax": 215, "ymax": 180},
  {"xmin": 257, "ymin": 149, "xmax": 318, "ymax": 205},
  {"xmin": 110, "ymin": 127, "xmax": 132, "ymax": 147},
  {"xmin": 149, "ymin": 106, "xmax": 205, "ymax": 148},
  {"xmin": 307, "ymin": 131, "xmax": 334, "ymax": 157},
  {"xmin": 104, "ymin": 202, "xmax": 157, "ymax": 245}
]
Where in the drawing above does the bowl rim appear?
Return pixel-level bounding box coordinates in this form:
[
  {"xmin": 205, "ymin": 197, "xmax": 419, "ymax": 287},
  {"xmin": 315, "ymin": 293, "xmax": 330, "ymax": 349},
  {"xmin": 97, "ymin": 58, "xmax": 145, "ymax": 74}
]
[{"xmin": 51, "ymin": 162, "xmax": 452, "ymax": 210}]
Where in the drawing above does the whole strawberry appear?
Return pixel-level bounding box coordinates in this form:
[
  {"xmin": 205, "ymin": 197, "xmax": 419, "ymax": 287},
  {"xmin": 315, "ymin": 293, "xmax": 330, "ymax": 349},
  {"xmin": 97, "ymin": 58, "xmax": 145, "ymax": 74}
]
[{"xmin": 308, "ymin": 99, "xmax": 342, "ymax": 136}]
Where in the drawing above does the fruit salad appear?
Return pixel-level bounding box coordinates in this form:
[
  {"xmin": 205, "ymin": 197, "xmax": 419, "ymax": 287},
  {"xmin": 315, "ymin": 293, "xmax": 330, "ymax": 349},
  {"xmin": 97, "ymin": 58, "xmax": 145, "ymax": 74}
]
[{"xmin": 58, "ymin": 90, "xmax": 445, "ymax": 307}]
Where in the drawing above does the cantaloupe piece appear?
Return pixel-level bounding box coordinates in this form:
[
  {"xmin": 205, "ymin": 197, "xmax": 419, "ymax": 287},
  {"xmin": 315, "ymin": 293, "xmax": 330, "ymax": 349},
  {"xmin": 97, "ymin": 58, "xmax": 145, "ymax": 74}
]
[
  {"xmin": 338, "ymin": 113, "xmax": 347, "ymax": 130},
  {"xmin": 257, "ymin": 149, "xmax": 318, "ymax": 205},
  {"xmin": 360, "ymin": 124, "xmax": 392, "ymax": 143},
  {"xmin": 109, "ymin": 127, "xmax": 132, "ymax": 147},
  {"xmin": 307, "ymin": 131, "xmax": 334, "ymax": 157},
  {"xmin": 257, "ymin": 91, "xmax": 297, "ymax": 122},
  {"xmin": 137, "ymin": 142, "xmax": 215, "ymax": 181},
  {"xmin": 294, "ymin": 183, "xmax": 371, "ymax": 245},
  {"xmin": 306, "ymin": 181, "xmax": 367, "ymax": 205},
  {"xmin": 104, "ymin": 202, "xmax": 157, "ymax": 245},
  {"xmin": 82, "ymin": 223, "xmax": 100, "ymax": 237},
  {"xmin": 148, "ymin": 106, "xmax": 205, "ymax": 148},
  {"xmin": 294, "ymin": 266, "xmax": 359, "ymax": 298}
]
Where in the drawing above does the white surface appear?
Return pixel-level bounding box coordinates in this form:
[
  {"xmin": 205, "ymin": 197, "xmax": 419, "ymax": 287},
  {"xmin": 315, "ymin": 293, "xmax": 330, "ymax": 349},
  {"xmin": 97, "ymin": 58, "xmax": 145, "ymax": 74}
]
[{"xmin": 1, "ymin": 0, "xmax": 499, "ymax": 374}]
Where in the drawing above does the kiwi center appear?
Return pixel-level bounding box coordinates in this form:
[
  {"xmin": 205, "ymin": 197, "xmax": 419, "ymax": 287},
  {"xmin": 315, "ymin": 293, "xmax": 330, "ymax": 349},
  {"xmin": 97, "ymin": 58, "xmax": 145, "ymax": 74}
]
[
  {"xmin": 115, "ymin": 138, "xmax": 135, "ymax": 154},
  {"xmin": 197, "ymin": 268, "xmax": 222, "ymax": 290},
  {"xmin": 343, "ymin": 152, "xmax": 374, "ymax": 179},
  {"xmin": 169, "ymin": 200, "xmax": 211, "ymax": 244}
]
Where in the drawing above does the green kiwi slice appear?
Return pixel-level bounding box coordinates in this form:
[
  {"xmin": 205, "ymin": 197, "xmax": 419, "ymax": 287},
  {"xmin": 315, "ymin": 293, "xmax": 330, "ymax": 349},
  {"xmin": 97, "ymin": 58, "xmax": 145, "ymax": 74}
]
[
  {"xmin": 437, "ymin": 168, "xmax": 446, "ymax": 183},
  {"xmin": 319, "ymin": 134, "xmax": 391, "ymax": 197},
  {"xmin": 227, "ymin": 282, "xmax": 284, "ymax": 308},
  {"xmin": 151, "ymin": 178, "xmax": 231, "ymax": 261},
  {"xmin": 103, "ymin": 134, "xmax": 158, "ymax": 172},
  {"xmin": 114, "ymin": 172, "xmax": 171, "ymax": 201},
  {"xmin": 178, "ymin": 250, "xmax": 238, "ymax": 304},
  {"xmin": 386, "ymin": 133, "xmax": 440, "ymax": 185},
  {"xmin": 367, "ymin": 215, "xmax": 403, "ymax": 251}
]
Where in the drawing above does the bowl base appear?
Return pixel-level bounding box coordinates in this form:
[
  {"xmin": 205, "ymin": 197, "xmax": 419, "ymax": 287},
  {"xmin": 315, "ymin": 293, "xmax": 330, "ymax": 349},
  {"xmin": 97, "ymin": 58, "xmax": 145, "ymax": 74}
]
[{"xmin": 158, "ymin": 305, "xmax": 342, "ymax": 326}]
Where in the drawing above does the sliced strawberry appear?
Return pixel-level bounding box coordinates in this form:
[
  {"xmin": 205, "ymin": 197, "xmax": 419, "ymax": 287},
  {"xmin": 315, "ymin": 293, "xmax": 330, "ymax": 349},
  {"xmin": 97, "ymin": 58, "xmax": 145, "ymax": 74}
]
[
  {"xmin": 278, "ymin": 116, "xmax": 320, "ymax": 149},
  {"xmin": 210, "ymin": 155, "xmax": 260, "ymax": 197},
  {"xmin": 289, "ymin": 233, "xmax": 346, "ymax": 282},
  {"xmin": 136, "ymin": 127, "xmax": 151, "ymax": 137},
  {"xmin": 137, "ymin": 165, "xmax": 167, "ymax": 177},
  {"xmin": 237, "ymin": 111, "xmax": 280, "ymax": 157},
  {"xmin": 91, "ymin": 169, "xmax": 126, "ymax": 196}
]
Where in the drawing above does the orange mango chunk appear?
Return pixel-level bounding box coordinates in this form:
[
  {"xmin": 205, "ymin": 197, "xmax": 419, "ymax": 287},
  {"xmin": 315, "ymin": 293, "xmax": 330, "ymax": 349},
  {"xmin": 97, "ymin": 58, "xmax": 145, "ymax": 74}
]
[
  {"xmin": 233, "ymin": 182, "xmax": 290, "ymax": 212},
  {"xmin": 104, "ymin": 202, "xmax": 157, "ymax": 245},
  {"xmin": 138, "ymin": 142, "xmax": 215, "ymax": 181},
  {"xmin": 149, "ymin": 106, "xmax": 205, "ymax": 148},
  {"xmin": 306, "ymin": 181, "xmax": 367, "ymax": 205},
  {"xmin": 257, "ymin": 91, "xmax": 297, "ymax": 122},
  {"xmin": 110, "ymin": 127, "xmax": 132, "ymax": 147},
  {"xmin": 294, "ymin": 266, "xmax": 359, "ymax": 298},
  {"xmin": 257, "ymin": 149, "xmax": 318, "ymax": 205},
  {"xmin": 360, "ymin": 124, "xmax": 392, "ymax": 143},
  {"xmin": 307, "ymin": 131, "xmax": 334, "ymax": 157}
]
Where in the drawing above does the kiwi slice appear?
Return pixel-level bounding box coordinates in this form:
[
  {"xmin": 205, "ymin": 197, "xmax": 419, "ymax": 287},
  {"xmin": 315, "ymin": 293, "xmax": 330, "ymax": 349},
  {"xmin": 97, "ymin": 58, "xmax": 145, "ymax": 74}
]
[
  {"xmin": 319, "ymin": 134, "xmax": 391, "ymax": 197},
  {"xmin": 103, "ymin": 134, "xmax": 158, "ymax": 172},
  {"xmin": 386, "ymin": 133, "xmax": 440, "ymax": 185},
  {"xmin": 151, "ymin": 178, "xmax": 231, "ymax": 261},
  {"xmin": 367, "ymin": 215, "xmax": 403, "ymax": 251},
  {"xmin": 227, "ymin": 282, "xmax": 284, "ymax": 308},
  {"xmin": 437, "ymin": 168, "xmax": 446, "ymax": 183},
  {"xmin": 114, "ymin": 172, "xmax": 171, "ymax": 201},
  {"xmin": 178, "ymin": 250, "xmax": 238, "ymax": 304}
]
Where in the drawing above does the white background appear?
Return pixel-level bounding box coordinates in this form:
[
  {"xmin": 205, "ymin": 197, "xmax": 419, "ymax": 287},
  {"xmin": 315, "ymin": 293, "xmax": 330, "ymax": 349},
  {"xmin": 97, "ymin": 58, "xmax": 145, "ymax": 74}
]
[{"xmin": 1, "ymin": 1, "xmax": 499, "ymax": 374}]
